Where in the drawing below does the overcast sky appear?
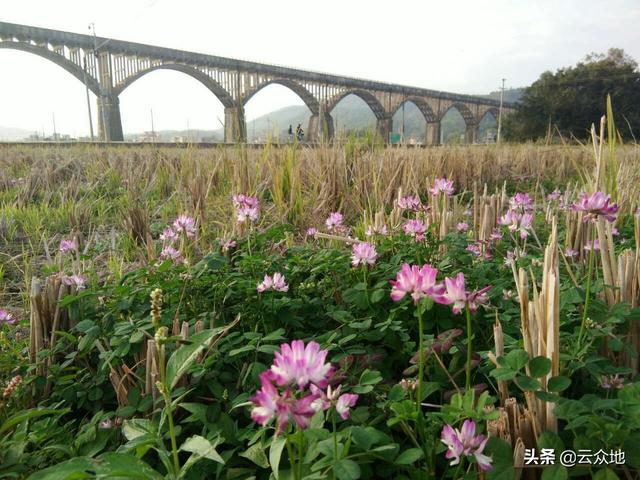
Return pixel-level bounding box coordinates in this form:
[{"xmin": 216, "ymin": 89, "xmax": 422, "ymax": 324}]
[{"xmin": 1, "ymin": 0, "xmax": 639, "ymax": 137}]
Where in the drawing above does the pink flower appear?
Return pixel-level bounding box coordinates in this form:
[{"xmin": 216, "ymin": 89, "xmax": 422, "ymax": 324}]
[
  {"xmin": 365, "ymin": 224, "xmax": 388, "ymax": 236},
  {"xmin": 62, "ymin": 274, "xmax": 87, "ymax": 290},
  {"xmin": 584, "ymin": 239, "xmax": 600, "ymax": 251},
  {"xmin": 0, "ymin": 309, "xmax": 16, "ymax": 326},
  {"xmin": 457, "ymin": 222, "xmax": 469, "ymax": 233},
  {"xmin": 173, "ymin": 215, "xmax": 197, "ymax": 237},
  {"xmin": 221, "ymin": 239, "xmax": 237, "ymax": 252},
  {"xmin": 509, "ymin": 192, "xmax": 534, "ymax": 212},
  {"xmin": 390, "ymin": 263, "xmax": 446, "ymax": 305},
  {"xmin": 268, "ymin": 340, "xmax": 334, "ymax": 389},
  {"xmin": 466, "ymin": 243, "xmax": 481, "ymax": 257},
  {"xmin": 489, "ymin": 229, "xmax": 504, "ymax": 242},
  {"xmin": 309, "ymin": 384, "xmax": 359, "ymax": 419},
  {"xmin": 429, "ymin": 178, "xmax": 455, "ymax": 196},
  {"xmin": 351, "ymin": 242, "xmax": 378, "ymax": 267},
  {"xmin": 441, "ymin": 272, "xmax": 490, "ymax": 314},
  {"xmin": 442, "ymin": 273, "xmax": 468, "ymax": 314},
  {"xmin": 251, "ymin": 372, "xmax": 317, "ymax": 435},
  {"xmin": 59, "ymin": 239, "xmax": 77, "ymax": 254},
  {"xmin": 397, "ymin": 195, "xmax": 422, "ymax": 212},
  {"xmin": 160, "ymin": 245, "xmax": 184, "ymax": 264},
  {"xmin": 600, "ymin": 374, "xmax": 625, "ymax": 389},
  {"xmin": 233, "ymin": 194, "xmax": 260, "ymax": 223},
  {"xmin": 403, "ymin": 219, "xmax": 428, "ymax": 241},
  {"xmin": 336, "ymin": 393, "xmax": 359, "ymax": 419},
  {"xmin": 571, "ymin": 192, "xmax": 619, "ymax": 223},
  {"xmin": 306, "ymin": 227, "xmax": 318, "ymax": 237},
  {"xmin": 565, "ymin": 248, "xmax": 578, "ymax": 258},
  {"xmin": 504, "ymin": 250, "xmax": 516, "ymax": 266},
  {"xmin": 160, "ymin": 227, "xmax": 178, "ymax": 244},
  {"xmin": 325, "ymin": 212, "xmax": 344, "ymax": 232},
  {"xmin": 440, "ymin": 420, "xmax": 492, "ymax": 472},
  {"xmin": 257, "ymin": 273, "xmax": 289, "ymax": 293},
  {"xmin": 547, "ymin": 189, "xmax": 562, "ymax": 202},
  {"xmin": 499, "ymin": 211, "xmax": 533, "ymax": 239},
  {"xmin": 467, "ymin": 285, "xmax": 491, "ymax": 313}
]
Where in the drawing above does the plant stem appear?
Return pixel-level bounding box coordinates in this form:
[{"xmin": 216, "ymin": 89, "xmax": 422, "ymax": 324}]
[
  {"xmin": 578, "ymin": 227, "xmax": 596, "ymax": 346},
  {"xmin": 286, "ymin": 431, "xmax": 298, "ymax": 480},
  {"xmin": 298, "ymin": 428, "xmax": 304, "ymax": 480},
  {"xmin": 465, "ymin": 306, "xmax": 473, "ymax": 390},
  {"xmin": 158, "ymin": 343, "xmax": 180, "ymax": 475},
  {"xmin": 416, "ymin": 306, "xmax": 428, "ymax": 467},
  {"xmin": 332, "ymin": 412, "xmax": 338, "ymax": 479}
]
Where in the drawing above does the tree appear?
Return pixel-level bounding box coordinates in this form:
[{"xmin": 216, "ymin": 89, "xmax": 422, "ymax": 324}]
[{"xmin": 504, "ymin": 48, "xmax": 640, "ymax": 141}]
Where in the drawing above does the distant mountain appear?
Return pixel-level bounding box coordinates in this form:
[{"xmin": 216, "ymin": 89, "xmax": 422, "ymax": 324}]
[
  {"xmin": 0, "ymin": 126, "xmax": 34, "ymax": 141},
  {"xmin": 484, "ymin": 87, "xmax": 524, "ymax": 104}
]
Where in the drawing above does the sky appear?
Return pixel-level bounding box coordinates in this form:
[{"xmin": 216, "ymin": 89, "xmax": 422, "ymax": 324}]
[{"xmin": 1, "ymin": 0, "xmax": 639, "ymax": 137}]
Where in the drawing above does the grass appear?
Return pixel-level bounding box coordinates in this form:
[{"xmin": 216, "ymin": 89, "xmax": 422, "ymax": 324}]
[{"xmin": 1, "ymin": 142, "xmax": 638, "ymax": 313}]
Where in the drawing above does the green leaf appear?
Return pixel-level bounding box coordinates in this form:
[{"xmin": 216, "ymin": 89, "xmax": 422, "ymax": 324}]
[
  {"xmin": 180, "ymin": 435, "xmax": 224, "ymax": 464},
  {"xmin": 27, "ymin": 457, "xmax": 94, "ymax": 480},
  {"xmin": 370, "ymin": 289, "xmax": 386, "ymax": 304},
  {"xmin": 28, "ymin": 453, "xmax": 162, "ymax": 479},
  {"xmin": 515, "ymin": 376, "xmax": 541, "ymax": 391},
  {"xmin": 485, "ymin": 437, "xmax": 514, "ymax": 480},
  {"xmin": 166, "ymin": 329, "xmax": 217, "ymax": 389},
  {"xmin": 505, "ymin": 349, "xmax": 529, "ymax": 371},
  {"xmin": 334, "ymin": 459, "xmax": 361, "ymax": 480},
  {"xmin": 528, "ymin": 356, "xmax": 552, "ymax": 378},
  {"xmin": 359, "ymin": 369, "xmax": 382, "ymax": 385},
  {"xmin": 541, "ymin": 465, "xmax": 567, "ymax": 480},
  {"xmin": 593, "ymin": 468, "xmax": 620, "ymax": 480},
  {"xmin": 395, "ymin": 447, "xmax": 423, "ymax": 465},
  {"xmin": 490, "ymin": 367, "xmax": 517, "ymax": 381},
  {"xmin": 122, "ymin": 419, "xmax": 155, "ymax": 441},
  {"xmin": 269, "ymin": 436, "xmax": 286, "ymax": 479},
  {"xmin": 240, "ymin": 442, "xmax": 269, "ymax": 468},
  {"xmin": 535, "ymin": 390, "xmax": 561, "ymax": 402},
  {"xmin": 0, "ymin": 408, "xmax": 69, "ymax": 436},
  {"xmin": 547, "ymin": 376, "xmax": 571, "ymax": 392}
]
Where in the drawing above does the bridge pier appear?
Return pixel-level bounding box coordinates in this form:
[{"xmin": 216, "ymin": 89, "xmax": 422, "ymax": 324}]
[
  {"xmin": 97, "ymin": 95, "xmax": 124, "ymax": 141},
  {"xmin": 376, "ymin": 116, "xmax": 393, "ymax": 143},
  {"xmin": 307, "ymin": 112, "xmax": 334, "ymax": 142},
  {"xmin": 425, "ymin": 122, "xmax": 441, "ymax": 146},
  {"xmin": 464, "ymin": 123, "xmax": 478, "ymax": 144},
  {"xmin": 224, "ymin": 106, "xmax": 246, "ymax": 143}
]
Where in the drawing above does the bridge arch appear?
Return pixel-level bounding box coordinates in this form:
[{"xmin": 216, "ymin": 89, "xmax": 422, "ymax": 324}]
[
  {"xmin": 393, "ymin": 97, "xmax": 437, "ymax": 123},
  {"xmin": 327, "ymin": 90, "xmax": 385, "ymax": 120},
  {"xmin": 0, "ymin": 41, "xmax": 100, "ymax": 95},
  {"xmin": 477, "ymin": 107, "xmax": 499, "ymax": 125},
  {"xmin": 439, "ymin": 103, "xmax": 476, "ymax": 126},
  {"xmin": 242, "ymin": 79, "xmax": 319, "ymax": 114},
  {"xmin": 113, "ymin": 64, "xmax": 235, "ymax": 108}
]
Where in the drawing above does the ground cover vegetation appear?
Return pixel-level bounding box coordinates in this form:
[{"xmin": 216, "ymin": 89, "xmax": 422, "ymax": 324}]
[{"xmin": 0, "ymin": 129, "xmax": 640, "ymax": 479}]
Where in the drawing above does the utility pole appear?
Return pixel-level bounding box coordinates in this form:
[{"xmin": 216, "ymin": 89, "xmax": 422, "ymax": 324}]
[
  {"xmin": 82, "ymin": 56, "xmax": 95, "ymax": 141},
  {"xmin": 497, "ymin": 78, "xmax": 506, "ymax": 144},
  {"xmin": 52, "ymin": 113, "xmax": 57, "ymax": 141}
]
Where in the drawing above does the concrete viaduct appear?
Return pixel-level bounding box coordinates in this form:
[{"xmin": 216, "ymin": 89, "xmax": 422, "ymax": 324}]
[{"xmin": 0, "ymin": 21, "xmax": 515, "ymax": 143}]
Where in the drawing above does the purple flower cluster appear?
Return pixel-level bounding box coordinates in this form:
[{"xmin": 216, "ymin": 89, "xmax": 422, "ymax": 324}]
[
  {"xmin": 0, "ymin": 309, "xmax": 16, "ymax": 326},
  {"xmin": 233, "ymin": 194, "xmax": 260, "ymax": 223},
  {"xmin": 390, "ymin": 264, "xmax": 490, "ymax": 314},
  {"xmin": 441, "ymin": 420, "xmax": 492, "ymax": 471},
  {"xmin": 571, "ymin": 191, "xmax": 619, "ymax": 223},
  {"xmin": 251, "ymin": 340, "xmax": 358, "ymax": 435}
]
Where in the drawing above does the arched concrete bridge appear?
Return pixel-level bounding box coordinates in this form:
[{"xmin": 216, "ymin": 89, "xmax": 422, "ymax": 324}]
[{"xmin": 0, "ymin": 21, "xmax": 515, "ymax": 143}]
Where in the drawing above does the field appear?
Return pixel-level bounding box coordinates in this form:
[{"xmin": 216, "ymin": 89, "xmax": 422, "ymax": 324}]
[{"xmin": 1, "ymin": 140, "xmax": 640, "ymax": 479}]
